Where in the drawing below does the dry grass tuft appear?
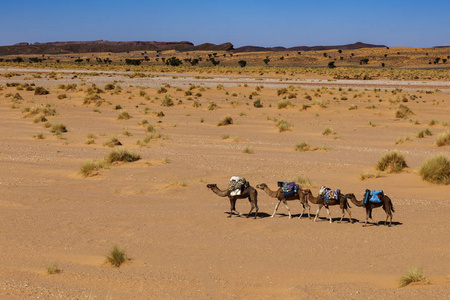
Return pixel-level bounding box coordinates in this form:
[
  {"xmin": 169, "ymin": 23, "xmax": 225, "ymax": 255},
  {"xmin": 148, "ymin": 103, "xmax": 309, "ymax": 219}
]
[
  {"xmin": 277, "ymin": 119, "xmax": 292, "ymax": 132},
  {"xmin": 419, "ymin": 153, "xmax": 450, "ymax": 185},
  {"xmin": 416, "ymin": 128, "xmax": 432, "ymax": 138},
  {"xmin": 106, "ymin": 246, "xmax": 128, "ymax": 267},
  {"xmin": 104, "ymin": 148, "xmax": 141, "ymax": 164},
  {"xmin": 79, "ymin": 159, "xmax": 104, "ymax": 177},
  {"xmin": 277, "ymin": 99, "xmax": 293, "ymax": 109},
  {"xmin": 395, "ymin": 104, "xmax": 414, "ymax": 119},
  {"xmin": 322, "ymin": 127, "xmax": 336, "ymax": 136},
  {"xmin": 376, "ymin": 151, "xmax": 408, "ymax": 173},
  {"xmin": 399, "ymin": 267, "xmax": 428, "ymax": 287},
  {"xmin": 242, "ymin": 147, "xmax": 254, "ymax": 154},
  {"xmin": 359, "ymin": 170, "xmax": 383, "ymax": 181},
  {"xmin": 217, "ymin": 115, "xmax": 233, "ymax": 126},
  {"xmin": 117, "ymin": 110, "xmax": 132, "ymax": 120},
  {"xmin": 103, "ymin": 136, "xmax": 122, "ymax": 147},
  {"xmin": 46, "ymin": 263, "xmax": 61, "ymax": 275},
  {"xmin": 435, "ymin": 131, "xmax": 450, "ymax": 147}
]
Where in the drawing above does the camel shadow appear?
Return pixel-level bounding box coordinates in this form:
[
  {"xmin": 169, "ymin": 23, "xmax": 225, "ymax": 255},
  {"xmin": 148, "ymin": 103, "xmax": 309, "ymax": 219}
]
[
  {"xmin": 310, "ymin": 215, "xmax": 358, "ymax": 223},
  {"xmin": 363, "ymin": 220, "xmax": 403, "ymax": 227},
  {"xmin": 223, "ymin": 212, "xmax": 272, "ymax": 219}
]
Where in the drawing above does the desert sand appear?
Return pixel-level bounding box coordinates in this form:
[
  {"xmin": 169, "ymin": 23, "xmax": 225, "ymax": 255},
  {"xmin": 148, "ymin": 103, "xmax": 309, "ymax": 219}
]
[{"xmin": 0, "ymin": 68, "xmax": 449, "ymax": 299}]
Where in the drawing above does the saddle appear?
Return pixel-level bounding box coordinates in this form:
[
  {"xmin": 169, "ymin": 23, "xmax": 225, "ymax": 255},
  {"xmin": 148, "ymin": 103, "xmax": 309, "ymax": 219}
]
[
  {"xmin": 363, "ymin": 189, "xmax": 383, "ymax": 204},
  {"xmin": 229, "ymin": 176, "xmax": 247, "ymax": 196},
  {"xmin": 319, "ymin": 186, "xmax": 341, "ymax": 203},
  {"xmin": 278, "ymin": 181, "xmax": 299, "ymax": 196}
]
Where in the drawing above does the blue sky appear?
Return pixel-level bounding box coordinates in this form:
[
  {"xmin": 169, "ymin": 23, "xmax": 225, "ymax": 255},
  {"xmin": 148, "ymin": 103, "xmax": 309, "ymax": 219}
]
[{"xmin": 1, "ymin": 0, "xmax": 449, "ymax": 47}]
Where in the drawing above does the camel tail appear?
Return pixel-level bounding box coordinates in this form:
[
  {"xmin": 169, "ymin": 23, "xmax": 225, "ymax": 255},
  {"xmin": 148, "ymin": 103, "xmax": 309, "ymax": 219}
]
[{"xmin": 390, "ymin": 200, "xmax": 395, "ymax": 213}]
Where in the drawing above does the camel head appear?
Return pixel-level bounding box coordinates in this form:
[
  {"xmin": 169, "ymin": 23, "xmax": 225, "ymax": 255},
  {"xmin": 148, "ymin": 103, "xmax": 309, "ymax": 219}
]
[
  {"xmin": 206, "ymin": 184, "xmax": 217, "ymax": 190},
  {"xmin": 256, "ymin": 183, "xmax": 267, "ymax": 189},
  {"xmin": 345, "ymin": 193, "xmax": 355, "ymax": 199}
]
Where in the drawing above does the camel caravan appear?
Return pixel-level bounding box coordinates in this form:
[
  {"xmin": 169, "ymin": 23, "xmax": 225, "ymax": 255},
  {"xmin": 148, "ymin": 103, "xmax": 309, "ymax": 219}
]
[{"xmin": 206, "ymin": 177, "xmax": 395, "ymax": 226}]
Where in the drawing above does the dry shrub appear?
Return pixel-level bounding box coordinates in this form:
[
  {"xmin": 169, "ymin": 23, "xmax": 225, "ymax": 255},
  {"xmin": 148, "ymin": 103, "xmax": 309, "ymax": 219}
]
[
  {"xmin": 399, "ymin": 267, "xmax": 428, "ymax": 287},
  {"xmin": 34, "ymin": 86, "xmax": 49, "ymax": 95},
  {"xmin": 376, "ymin": 151, "xmax": 407, "ymax": 173},
  {"xmin": 22, "ymin": 104, "xmax": 56, "ymax": 117},
  {"xmin": 322, "ymin": 127, "xmax": 336, "ymax": 135},
  {"xmin": 117, "ymin": 110, "xmax": 131, "ymax": 120},
  {"xmin": 104, "ymin": 148, "xmax": 141, "ymax": 164},
  {"xmin": 217, "ymin": 115, "xmax": 233, "ymax": 126},
  {"xmin": 277, "ymin": 119, "xmax": 292, "ymax": 132},
  {"xmin": 277, "ymin": 99, "xmax": 292, "ymax": 109},
  {"xmin": 106, "ymin": 246, "xmax": 128, "ymax": 267},
  {"xmin": 50, "ymin": 123, "xmax": 67, "ymax": 133},
  {"xmin": 295, "ymin": 142, "xmax": 310, "ymax": 152},
  {"xmin": 359, "ymin": 170, "xmax": 383, "ymax": 181},
  {"xmin": 419, "ymin": 153, "xmax": 450, "ymax": 185},
  {"xmin": 395, "ymin": 104, "xmax": 414, "ymax": 118},
  {"xmin": 435, "ymin": 130, "xmax": 450, "ymax": 147},
  {"xmin": 103, "ymin": 136, "xmax": 122, "ymax": 147},
  {"xmin": 46, "ymin": 263, "xmax": 61, "ymax": 275},
  {"xmin": 79, "ymin": 160, "xmax": 104, "ymax": 177}
]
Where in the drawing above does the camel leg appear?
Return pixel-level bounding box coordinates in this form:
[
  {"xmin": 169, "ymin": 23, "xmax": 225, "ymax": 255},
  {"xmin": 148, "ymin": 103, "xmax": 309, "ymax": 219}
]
[
  {"xmin": 314, "ymin": 206, "xmax": 322, "ymax": 222},
  {"xmin": 229, "ymin": 198, "xmax": 241, "ymax": 217},
  {"xmin": 254, "ymin": 204, "xmax": 259, "ymax": 219},
  {"xmin": 299, "ymin": 202, "xmax": 306, "ymax": 219},
  {"xmin": 271, "ymin": 200, "xmax": 281, "ymax": 218},
  {"xmin": 282, "ymin": 200, "xmax": 292, "ymax": 219},
  {"xmin": 346, "ymin": 208, "xmax": 352, "ymax": 223},
  {"xmin": 364, "ymin": 208, "xmax": 370, "ymax": 226},
  {"xmin": 338, "ymin": 208, "xmax": 345, "ymax": 223},
  {"xmin": 307, "ymin": 203, "xmax": 311, "ymax": 219},
  {"xmin": 246, "ymin": 205, "xmax": 254, "ymax": 218},
  {"xmin": 326, "ymin": 207, "xmax": 332, "ymax": 223}
]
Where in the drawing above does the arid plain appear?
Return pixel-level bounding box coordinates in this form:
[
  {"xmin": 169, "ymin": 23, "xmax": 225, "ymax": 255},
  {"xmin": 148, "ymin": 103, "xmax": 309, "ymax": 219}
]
[{"xmin": 0, "ymin": 63, "xmax": 449, "ymax": 299}]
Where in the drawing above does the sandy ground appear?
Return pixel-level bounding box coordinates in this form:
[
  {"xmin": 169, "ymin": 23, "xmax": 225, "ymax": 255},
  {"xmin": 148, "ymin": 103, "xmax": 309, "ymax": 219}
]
[{"xmin": 0, "ymin": 69, "xmax": 449, "ymax": 299}]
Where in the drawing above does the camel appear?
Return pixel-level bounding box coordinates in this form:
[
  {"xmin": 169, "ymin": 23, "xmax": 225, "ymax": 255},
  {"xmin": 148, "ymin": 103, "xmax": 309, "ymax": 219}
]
[
  {"xmin": 206, "ymin": 184, "xmax": 259, "ymax": 218},
  {"xmin": 345, "ymin": 193, "xmax": 395, "ymax": 226},
  {"xmin": 256, "ymin": 183, "xmax": 311, "ymax": 219},
  {"xmin": 302, "ymin": 189, "xmax": 352, "ymax": 223}
]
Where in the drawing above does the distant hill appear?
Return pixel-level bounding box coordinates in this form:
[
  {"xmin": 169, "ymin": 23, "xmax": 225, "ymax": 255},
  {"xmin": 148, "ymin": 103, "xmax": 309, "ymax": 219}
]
[
  {"xmin": 0, "ymin": 40, "xmax": 235, "ymax": 55},
  {"xmin": 0, "ymin": 40, "xmax": 411, "ymax": 56},
  {"xmin": 234, "ymin": 42, "xmax": 387, "ymax": 52}
]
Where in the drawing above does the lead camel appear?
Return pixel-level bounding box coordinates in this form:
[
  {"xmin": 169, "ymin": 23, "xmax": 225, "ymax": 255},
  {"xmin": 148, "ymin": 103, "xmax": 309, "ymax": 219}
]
[{"xmin": 206, "ymin": 184, "xmax": 259, "ymax": 218}]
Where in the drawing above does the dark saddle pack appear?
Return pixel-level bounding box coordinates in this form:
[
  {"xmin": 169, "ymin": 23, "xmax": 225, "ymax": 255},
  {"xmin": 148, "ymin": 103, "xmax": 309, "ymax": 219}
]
[
  {"xmin": 363, "ymin": 189, "xmax": 383, "ymax": 204},
  {"xmin": 278, "ymin": 181, "xmax": 300, "ymax": 196}
]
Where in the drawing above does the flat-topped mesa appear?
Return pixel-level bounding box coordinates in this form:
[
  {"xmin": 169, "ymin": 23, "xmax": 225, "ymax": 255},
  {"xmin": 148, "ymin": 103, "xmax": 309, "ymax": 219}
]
[{"xmin": 0, "ymin": 41, "xmax": 234, "ymax": 55}]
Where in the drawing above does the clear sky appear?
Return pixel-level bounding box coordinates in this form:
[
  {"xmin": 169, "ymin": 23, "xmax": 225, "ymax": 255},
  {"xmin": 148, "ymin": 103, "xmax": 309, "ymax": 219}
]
[{"xmin": 1, "ymin": 0, "xmax": 449, "ymax": 48}]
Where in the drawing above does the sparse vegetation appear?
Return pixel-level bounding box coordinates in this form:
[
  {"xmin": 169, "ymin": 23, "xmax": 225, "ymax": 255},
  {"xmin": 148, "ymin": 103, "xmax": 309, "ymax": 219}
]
[
  {"xmin": 46, "ymin": 263, "xmax": 61, "ymax": 275},
  {"xmin": 399, "ymin": 267, "xmax": 429, "ymax": 287},
  {"xmin": 276, "ymin": 119, "xmax": 292, "ymax": 132},
  {"xmin": 104, "ymin": 148, "xmax": 141, "ymax": 164},
  {"xmin": 416, "ymin": 128, "xmax": 432, "ymax": 138},
  {"xmin": 106, "ymin": 245, "xmax": 128, "ymax": 267},
  {"xmin": 242, "ymin": 147, "xmax": 254, "ymax": 154},
  {"xmin": 419, "ymin": 153, "xmax": 450, "ymax": 185},
  {"xmin": 359, "ymin": 170, "xmax": 383, "ymax": 181},
  {"xmin": 117, "ymin": 110, "xmax": 131, "ymax": 120},
  {"xmin": 435, "ymin": 131, "xmax": 450, "ymax": 147},
  {"xmin": 217, "ymin": 115, "xmax": 233, "ymax": 126},
  {"xmin": 376, "ymin": 151, "xmax": 407, "ymax": 173},
  {"xmin": 395, "ymin": 104, "xmax": 414, "ymax": 119},
  {"xmin": 103, "ymin": 136, "xmax": 122, "ymax": 147},
  {"xmin": 322, "ymin": 127, "xmax": 336, "ymax": 136}
]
